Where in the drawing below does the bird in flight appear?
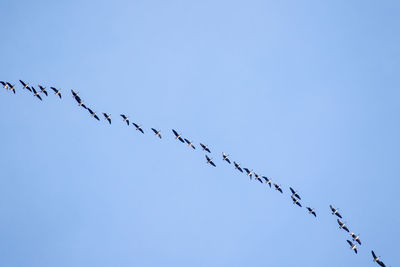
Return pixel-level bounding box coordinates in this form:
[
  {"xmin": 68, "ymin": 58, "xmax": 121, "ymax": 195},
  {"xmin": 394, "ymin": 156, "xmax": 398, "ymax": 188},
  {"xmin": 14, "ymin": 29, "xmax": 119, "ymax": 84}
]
[
  {"xmin": 234, "ymin": 161, "xmax": 243, "ymax": 173},
  {"xmin": 31, "ymin": 87, "xmax": 42, "ymax": 101},
  {"xmin": 87, "ymin": 108, "xmax": 100, "ymax": 121},
  {"xmin": 132, "ymin": 122, "xmax": 144, "ymax": 134},
  {"xmin": 19, "ymin": 80, "xmax": 31, "ymax": 91},
  {"xmin": 120, "ymin": 114, "xmax": 130, "ymax": 125},
  {"xmin": 347, "ymin": 240, "xmax": 357, "ymax": 254},
  {"xmin": 200, "ymin": 143, "xmax": 211, "ymax": 153},
  {"xmin": 102, "ymin": 113, "xmax": 111, "ymax": 124},
  {"xmin": 205, "ymin": 155, "xmax": 216, "ymax": 167},
  {"xmin": 274, "ymin": 183, "xmax": 283, "ymax": 193},
  {"xmin": 172, "ymin": 129, "xmax": 184, "ymax": 143},
  {"xmin": 350, "ymin": 233, "xmax": 361, "ymax": 245},
  {"xmin": 262, "ymin": 176, "xmax": 272, "ymax": 187},
  {"xmin": 38, "ymin": 85, "xmax": 47, "ymax": 96},
  {"xmin": 50, "ymin": 87, "xmax": 62, "ymax": 99},
  {"xmin": 184, "ymin": 139, "xmax": 196, "ymax": 149},
  {"xmin": 6, "ymin": 82, "xmax": 16, "ymax": 94},
  {"xmin": 306, "ymin": 207, "xmax": 317, "ymax": 217},
  {"xmin": 254, "ymin": 172, "xmax": 263, "ymax": 183},
  {"xmin": 151, "ymin": 128, "xmax": 162, "ymax": 139},
  {"xmin": 0, "ymin": 81, "xmax": 9, "ymax": 90},
  {"xmin": 371, "ymin": 250, "xmax": 386, "ymax": 267},
  {"xmin": 243, "ymin": 168, "xmax": 253, "ymax": 179},
  {"xmin": 290, "ymin": 187, "xmax": 301, "ymax": 200},
  {"xmin": 222, "ymin": 152, "xmax": 231, "ymax": 164},
  {"xmin": 337, "ymin": 219, "xmax": 349, "ymax": 232},
  {"xmin": 330, "ymin": 205, "xmax": 342, "ymax": 218},
  {"xmin": 291, "ymin": 195, "xmax": 302, "ymax": 207}
]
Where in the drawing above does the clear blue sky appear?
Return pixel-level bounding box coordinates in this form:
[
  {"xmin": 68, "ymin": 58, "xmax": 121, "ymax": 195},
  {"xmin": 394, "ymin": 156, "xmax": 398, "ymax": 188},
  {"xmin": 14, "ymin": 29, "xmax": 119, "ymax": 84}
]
[{"xmin": 0, "ymin": 1, "xmax": 399, "ymax": 266}]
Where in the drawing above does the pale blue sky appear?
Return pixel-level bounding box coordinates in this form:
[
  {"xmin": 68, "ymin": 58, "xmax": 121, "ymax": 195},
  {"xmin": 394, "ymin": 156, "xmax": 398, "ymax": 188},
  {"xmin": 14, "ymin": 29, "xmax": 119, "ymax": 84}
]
[{"xmin": 0, "ymin": 1, "xmax": 399, "ymax": 266}]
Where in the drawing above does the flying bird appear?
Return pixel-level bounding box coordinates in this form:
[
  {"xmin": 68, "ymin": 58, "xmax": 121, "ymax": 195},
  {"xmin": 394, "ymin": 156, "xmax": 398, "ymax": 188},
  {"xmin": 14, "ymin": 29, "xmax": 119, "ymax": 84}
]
[
  {"xmin": 19, "ymin": 80, "xmax": 31, "ymax": 91},
  {"xmin": 151, "ymin": 128, "xmax": 162, "ymax": 139},
  {"xmin": 243, "ymin": 168, "xmax": 253, "ymax": 179},
  {"xmin": 31, "ymin": 87, "xmax": 42, "ymax": 101},
  {"xmin": 200, "ymin": 143, "xmax": 211, "ymax": 153},
  {"xmin": 102, "ymin": 113, "xmax": 111, "ymax": 124},
  {"xmin": 350, "ymin": 233, "xmax": 361, "ymax": 245},
  {"xmin": 50, "ymin": 87, "xmax": 62, "ymax": 98},
  {"xmin": 120, "ymin": 114, "xmax": 129, "ymax": 125},
  {"xmin": 0, "ymin": 81, "xmax": 8, "ymax": 90},
  {"xmin": 330, "ymin": 205, "xmax": 342, "ymax": 218},
  {"xmin": 222, "ymin": 152, "xmax": 231, "ymax": 164},
  {"xmin": 371, "ymin": 250, "xmax": 386, "ymax": 267},
  {"xmin": 71, "ymin": 89, "xmax": 79, "ymax": 98},
  {"xmin": 347, "ymin": 240, "xmax": 357, "ymax": 254},
  {"xmin": 6, "ymin": 82, "xmax": 16, "ymax": 94},
  {"xmin": 290, "ymin": 187, "xmax": 301, "ymax": 200},
  {"xmin": 306, "ymin": 207, "xmax": 317, "ymax": 217},
  {"xmin": 291, "ymin": 195, "xmax": 302, "ymax": 207},
  {"xmin": 87, "ymin": 108, "xmax": 100, "ymax": 120},
  {"xmin": 337, "ymin": 219, "xmax": 349, "ymax": 232},
  {"xmin": 262, "ymin": 176, "xmax": 272, "ymax": 187},
  {"xmin": 234, "ymin": 161, "xmax": 243, "ymax": 172},
  {"xmin": 254, "ymin": 172, "xmax": 263, "ymax": 183},
  {"xmin": 274, "ymin": 183, "xmax": 283, "ymax": 193},
  {"xmin": 172, "ymin": 129, "xmax": 185, "ymax": 143},
  {"xmin": 132, "ymin": 122, "xmax": 144, "ymax": 134},
  {"xmin": 184, "ymin": 139, "xmax": 196, "ymax": 149},
  {"xmin": 205, "ymin": 155, "xmax": 216, "ymax": 167},
  {"xmin": 38, "ymin": 85, "xmax": 47, "ymax": 96}
]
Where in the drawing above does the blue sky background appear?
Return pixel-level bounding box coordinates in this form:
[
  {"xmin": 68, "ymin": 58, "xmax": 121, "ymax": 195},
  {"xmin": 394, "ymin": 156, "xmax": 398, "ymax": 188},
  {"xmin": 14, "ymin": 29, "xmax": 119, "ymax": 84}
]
[{"xmin": 0, "ymin": 1, "xmax": 399, "ymax": 266}]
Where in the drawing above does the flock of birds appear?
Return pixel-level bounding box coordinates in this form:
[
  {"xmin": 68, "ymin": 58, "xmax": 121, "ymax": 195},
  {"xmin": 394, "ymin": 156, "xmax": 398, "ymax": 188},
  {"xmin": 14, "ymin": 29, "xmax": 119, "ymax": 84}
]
[{"xmin": 1, "ymin": 79, "xmax": 388, "ymax": 267}]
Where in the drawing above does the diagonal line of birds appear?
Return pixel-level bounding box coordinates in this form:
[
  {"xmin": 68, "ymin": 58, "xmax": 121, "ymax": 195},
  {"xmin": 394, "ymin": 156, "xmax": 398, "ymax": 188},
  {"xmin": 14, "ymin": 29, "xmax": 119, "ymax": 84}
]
[{"xmin": 0, "ymin": 79, "xmax": 389, "ymax": 267}]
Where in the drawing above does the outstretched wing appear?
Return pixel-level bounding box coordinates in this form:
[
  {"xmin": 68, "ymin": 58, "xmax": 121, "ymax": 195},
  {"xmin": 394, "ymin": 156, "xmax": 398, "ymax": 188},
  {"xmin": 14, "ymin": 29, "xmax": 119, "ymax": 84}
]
[{"xmin": 172, "ymin": 129, "xmax": 179, "ymax": 137}]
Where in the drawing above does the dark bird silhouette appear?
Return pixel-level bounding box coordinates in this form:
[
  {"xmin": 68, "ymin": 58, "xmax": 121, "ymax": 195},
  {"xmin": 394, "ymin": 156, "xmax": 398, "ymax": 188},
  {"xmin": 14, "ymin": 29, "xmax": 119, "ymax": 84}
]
[
  {"xmin": 205, "ymin": 155, "xmax": 216, "ymax": 167},
  {"xmin": 274, "ymin": 183, "xmax": 283, "ymax": 193},
  {"xmin": 371, "ymin": 251, "xmax": 386, "ymax": 267},
  {"xmin": 254, "ymin": 172, "xmax": 263, "ymax": 183},
  {"xmin": 291, "ymin": 195, "xmax": 302, "ymax": 207},
  {"xmin": 290, "ymin": 187, "xmax": 301, "ymax": 200},
  {"xmin": 88, "ymin": 108, "xmax": 100, "ymax": 120},
  {"xmin": 330, "ymin": 205, "xmax": 342, "ymax": 218},
  {"xmin": 132, "ymin": 122, "xmax": 144, "ymax": 134},
  {"xmin": 71, "ymin": 89, "xmax": 79, "ymax": 98},
  {"xmin": 347, "ymin": 240, "xmax": 357, "ymax": 254},
  {"xmin": 19, "ymin": 80, "xmax": 31, "ymax": 91},
  {"xmin": 151, "ymin": 128, "xmax": 162, "ymax": 139},
  {"xmin": 262, "ymin": 176, "xmax": 272, "ymax": 187},
  {"xmin": 222, "ymin": 152, "xmax": 231, "ymax": 164},
  {"xmin": 0, "ymin": 81, "xmax": 8, "ymax": 90},
  {"xmin": 306, "ymin": 207, "xmax": 317, "ymax": 217},
  {"xmin": 172, "ymin": 129, "xmax": 185, "ymax": 143},
  {"xmin": 234, "ymin": 161, "xmax": 243, "ymax": 172},
  {"xmin": 31, "ymin": 87, "xmax": 42, "ymax": 101},
  {"xmin": 102, "ymin": 113, "xmax": 111, "ymax": 124},
  {"xmin": 81, "ymin": 104, "xmax": 87, "ymax": 109},
  {"xmin": 50, "ymin": 87, "xmax": 62, "ymax": 98},
  {"xmin": 184, "ymin": 139, "xmax": 196, "ymax": 149},
  {"xmin": 350, "ymin": 233, "xmax": 361, "ymax": 245},
  {"xmin": 200, "ymin": 143, "xmax": 211, "ymax": 153},
  {"xmin": 243, "ymin": 168, "xmax": 253, "ymax": 179},
  {"xmin": 38, "ymin": 85, "xmax": 47, "ymax": 96},
  {"xmin": 6, "ymin": 82, "xmax": 16, "ymax": 94},
  {"xmin": 120, "ymin": 114, "xmax": 129, "ymax": 125},
  {"xmin": 337, "ymin": 219, "xmax": 349, "ymax": 232}
]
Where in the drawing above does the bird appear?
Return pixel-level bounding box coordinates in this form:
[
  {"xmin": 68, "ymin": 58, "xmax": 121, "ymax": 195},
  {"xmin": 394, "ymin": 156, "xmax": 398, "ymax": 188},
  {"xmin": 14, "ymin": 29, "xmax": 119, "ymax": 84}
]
[
  {"xmin": 289, "ymin": 187, "xmax": 301, "ymax": 200},
  {"xmin": 184, "ymin": 139, "xmax": 196, "ymax": 149},
  {"xmin": 120, "ymin": 114, "xmax": 129, "ymax": 125},
  {"xmin": 151, "ymin": 128, "xmax": 162, "ymax": 139},
  {"xmin": 350, "ymin": 233, "xmax": 361, "ymax": 245},
  {"xmin": 87, "ymin": 108, "xmax": 100, "ymax": 120},
  {"xmin": 243, "ymin": 168, "xmax": 253, "ymax": 179},
  {"xmin": 347, "ymin": 240, "xmax": 357, "ymax": 254},
  {"xmin": 172, "ymin": 129, "xmax": 185, "ymax": 143},
  {"xmin": 71, "ymin": 89, "xmax": 79, "ymax": 98},
  {"xmin": 205, "ymin": 155, "xmax": 216, "ymax": 167},
  {"xmin": 6, "ymin": 82, "xmax": 16, "ymax": 94},
  {"xmin": 38, "ymin": 85, "xmax": 47, "ymax": 96},
  {"xmin": 132, "ymin": 122, "xmax": 144, "ymax": 134},
  {"xmin": 234, "ymin": 161, "xmax": 243, "ymax": 172},
  {"xmin": 254, "ymin": 172, "xmax": 263, "ymax": 183},
  {"xmin": 102, "ymin": 113, "xmax": 111, "ymax": 124},
  {"xmin": 330, "ymin": 205, "xmax": 342, "ymax": 218},
  {"xmin": 31, "ymin": 87, "xmax": 42, "ymax": 101},
  {"xmin": 81, "ymin": 103, "xmax": 88, "ymax": 109},
  {"xmin": 0, "ymin": 81, "xmax": 8, "ymax": 90},
  {"xmin": 19, "ymin": 80, "xmax": 31, "ymax": 91},
  {"xmin": 200, "ymin": 143, "xmax": 211, "ymax": 153},
  {"xmin": 337, "ymin": 219, "xmax": 349, "ymax": 232},
  {"xmin": 274, "ymin": 183, "xmax": 283, "ymax": 193},
  {"xmin": 306, "ymin": 207, "xmax": 317, "ymax": 217},
  {"xmin": 50, "ymin": 87, "xmax": 62, "ymax": 98},
  {"xmin": 371, "ymin": 250, "xmax": 386, "ymax": 267},
  {"xmin": 262, "ymin": 176, "xmax": 272, "ymax": 187},
  {"xmin": 222, "ymin": 152, "xmax": 231, "ymax": 164},
  {"xmin": 291, "ymin": 195, "xmax": 302, "ymax": 207}
]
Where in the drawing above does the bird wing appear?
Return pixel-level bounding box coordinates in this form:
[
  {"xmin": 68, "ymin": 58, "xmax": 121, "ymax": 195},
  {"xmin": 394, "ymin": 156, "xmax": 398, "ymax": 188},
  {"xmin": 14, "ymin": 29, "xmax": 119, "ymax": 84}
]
[
  {"xmin": 337, "ymin": 213, "xmax": 342, "ymax": 219},
  {"xmin": 354, "ymin": 248, "xmax": 357, "ymax": 254},
  {"xmin": 107, "ymin": 118, "xmax": 111, "ymax": 124},
  {"xmin": 278, "ymin": 188, "xmax": 283, "ymax": 193},
  {"xmin": 139, "ymin": 128, "xmax": 144, "ymax": 134},
  {"xmin": 296, "ymin": 202, "xmax": 302, "ymax": 207},
  {"xmin": 151, "ymin": 128, "xmax": 157, "ymax": 134},
  {"xmin": 347, "ymin": 240, "xmax": 353, "ymax": 246},
  {"xmin": 312, "ymin": 211, "xmax": 316, "ymax": 217},
  {"xmin": 377, "ymin": 260, "xmax": 386, "ymax": 267},
  {"xmin": 81, "ymin": 104, "xmax": 87, "ymax": 109},
  {"xmin": 43, "ymin": 90, "xmax": 48, "ymax": 96},
  {"xmin": 102, "ymin": 113, "xmax": 108, "ymax": 118},
  {"xmin": 50, "ymin": 87, "xmax": 57, "ymax": 92},
  {"xmin": 32, "ymin": 87, "xmax": 37, "ymax": 94},
  {"xmin": 205, "ymin": 155, "xmax": 210, "ymax": 161},
  {"xmin": 19, "ymin": 80, "xmax": 26, "ymax": 86},
  {"xmin": 356, "ymin": 239, "xmax": 361, "ymax": 245},
  {"xmin": 132, "ymin": 122, "xmax": 139, "ymax": 128},
  {"xmin": 120, "ymin": 114, "xmax": 126, "ymax": 119},
  {"xmin": 6, "ymin": 82, "xmax": 12, "ymax": 87},
  {"xmin": 0, "ymin": 81, "xmax": 5, "ymax": 86},
  {"xmin": 178, "ymin": 137, "xmax": 184, "ymax": 143},
  {"xmin": 37, "ymin": 95, "xmax": 42, "ymax": 101},
  {"xmin": 210, "ymin": 161, "xmax": 216, "ymax": 167},
  {"xmin": 238, "ymin": 167, "xmax": 243, "ymax": 172},
  {"xmin": 243, "ymin": 168, "xmax": 250, "ymax": 174},
  {"xmin": 184, "ymin": 138, "xmax": 190, "ymax": 144},
  {"xmin": 226, "ymin": 158, "xmax": 231, "ymax": 164},
  {"xmin": 58, "ymin": 93, "xmax": 62, "ymax": 99},
  {"xmin": 343, "ymin": 226, "xmax": 349, "ymax": 232},
  {"xmin": 88, "ymin": 108, "xmax": 94, "ymax": 114},
  {"xmin": 372, "ymin": 250, "xmax": 377, "ymax": 259},
  {"xmin": 200, "ymin": 143, "xmax": 206, "ymax": 149},
  {"xmin": 290, "ymin": 187, "xmax": 295, "ymax": 194},
  {"xmin": 172, "ymin": 129, "xmax": 179, "ymax": 137},
  {"xmin": 94, "ymin": 115, "xmax": 100, "ymax": 121},
  {"xmin": 330, "ymin": 205, "xmax": 334, "ymax": 211}
]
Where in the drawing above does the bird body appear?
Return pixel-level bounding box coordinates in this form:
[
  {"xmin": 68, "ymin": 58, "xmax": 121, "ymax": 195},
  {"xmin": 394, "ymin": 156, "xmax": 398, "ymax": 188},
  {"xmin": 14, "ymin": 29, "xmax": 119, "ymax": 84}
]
[
  {"xmin": 120, "ymin": 114, "xmax": 130, "ymax": 125},
  {"xmin": 371, "ymin": 251, "xmax": 386, "ymax": 267},
  {"xmin": 306, "ymin": 207, "xmax": 317, "ymax": 217},
  {"xmin": 172, "ymin": 129, "xmax": 185, "ymax": 143},
  {"xmin": 132, "ymin": 122, "xmax": 144, "ymax": 134},
  {"xmin": 274, "ymin": 183, "xmax": 283, "ymax": 193},
  {"xmin": 222, "ymin": 152, "xmax": 231, "ymax": 164},
  {"xmin": 347, "ymin": 240, "xmax": 357, "ymax": 254},
  {"xmin": 102, "ymin": 113, "xmax": 112, "ymax": 124},
  {"xmin": 200, "ymin": 143, "xmax": 211, "ymax": 153},
  {"xmin": 262, "ymin": 176, "xmax": 272, "ymax": 187},
  {"xmin": 337, "ymin": 219, "xmax": 349, "ymax": 232},
  {"xmin": 205, "ymin": 155, "xmax": 216, "ymax": 167},
  {"xmin": 50, "ymin": 87, "xmax": 62, "ymax": 98},
  {"xmin": 88, "ymin": 108, "xmax": 100, "ymax": 120},
  {"xmin": 233, "ymin": 161, "xmax": 243, "ymax": 172},
  {"xmin": 151, "ymin": 128, "xmax": 162, "ymax": 139},
  {"xmin": 19, "ymin": 80, "xmax": 31, "ymax": 91},
  {"xmin": 184, "ymin": 139, "xmax": 196, "ymax": 149},
  {"xmin": 39, "ymin": 85, "xmax": 47, "ymax": 96},
  {"xmin": 330, "ymin": 205, "xmax": 342, "ymax": 218}
]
